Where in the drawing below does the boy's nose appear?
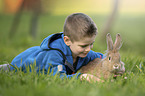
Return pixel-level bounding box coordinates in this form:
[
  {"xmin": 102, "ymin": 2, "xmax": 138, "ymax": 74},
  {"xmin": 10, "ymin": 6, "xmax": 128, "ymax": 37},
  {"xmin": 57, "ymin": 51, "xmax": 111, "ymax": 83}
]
[{"xmin": 85, "ymin": 45, "xmax": 91, "ymax": 52}]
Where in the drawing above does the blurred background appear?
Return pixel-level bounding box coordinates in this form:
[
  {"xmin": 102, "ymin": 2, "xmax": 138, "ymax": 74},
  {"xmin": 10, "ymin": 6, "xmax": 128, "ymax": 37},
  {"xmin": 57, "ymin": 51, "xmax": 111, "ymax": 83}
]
[{"xmin": 0, "ymin": 0, "xmax": 145, "ymax": 63}]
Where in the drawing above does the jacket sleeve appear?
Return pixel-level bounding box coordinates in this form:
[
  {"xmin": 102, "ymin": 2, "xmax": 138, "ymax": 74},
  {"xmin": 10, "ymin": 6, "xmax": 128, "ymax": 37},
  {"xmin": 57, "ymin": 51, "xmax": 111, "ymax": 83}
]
[
  {"xmin": 88, "ymin": 50, "xmax": 104, "ymax": 61},
  {"xmin": 43, "ymin": 50, "xmax": 81, "ymax": 79}
]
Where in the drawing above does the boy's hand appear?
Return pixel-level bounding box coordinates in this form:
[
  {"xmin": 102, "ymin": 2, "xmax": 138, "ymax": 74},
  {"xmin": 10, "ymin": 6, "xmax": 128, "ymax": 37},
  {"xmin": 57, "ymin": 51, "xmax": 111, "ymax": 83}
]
[{"xmin": 80, "ymin": 74, "xmax": 104, "ymax": 83}]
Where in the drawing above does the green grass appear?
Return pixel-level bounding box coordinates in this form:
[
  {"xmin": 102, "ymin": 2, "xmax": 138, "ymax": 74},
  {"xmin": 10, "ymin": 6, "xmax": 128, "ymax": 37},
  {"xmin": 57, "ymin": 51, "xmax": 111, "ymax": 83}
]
[
  {"xmin": 0, "ymin": 13, "xmax": 145, "ymax": 96},
  {"xmin": 0, "ymin": 56, "xmax": 145, "ymax": 96}
]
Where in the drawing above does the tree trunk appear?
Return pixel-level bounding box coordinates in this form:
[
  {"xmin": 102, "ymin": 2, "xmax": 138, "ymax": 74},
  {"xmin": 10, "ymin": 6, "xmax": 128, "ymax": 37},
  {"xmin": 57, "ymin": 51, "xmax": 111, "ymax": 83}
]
[
  {"xmin": 101, "ymin": 0, "xmax": 119, "ymax": 41},
  {"xmin": 9, "ymin": 0, "xmax": 25, "ymax": 38}
]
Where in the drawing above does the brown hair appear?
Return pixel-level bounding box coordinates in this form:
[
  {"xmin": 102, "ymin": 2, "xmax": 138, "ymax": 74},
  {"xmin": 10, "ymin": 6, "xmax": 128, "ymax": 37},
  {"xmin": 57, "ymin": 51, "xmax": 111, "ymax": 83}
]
[{"xmin": 63, "ymin": 13, "xmax": 98, "ymax": 42}]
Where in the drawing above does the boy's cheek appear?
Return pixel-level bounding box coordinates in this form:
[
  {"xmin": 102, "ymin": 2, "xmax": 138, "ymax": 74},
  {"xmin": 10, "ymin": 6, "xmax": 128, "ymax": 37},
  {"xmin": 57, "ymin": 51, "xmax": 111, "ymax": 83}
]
[{"xmin": 78, "ymin": 48, "xmax": 85, "ymax": 52}]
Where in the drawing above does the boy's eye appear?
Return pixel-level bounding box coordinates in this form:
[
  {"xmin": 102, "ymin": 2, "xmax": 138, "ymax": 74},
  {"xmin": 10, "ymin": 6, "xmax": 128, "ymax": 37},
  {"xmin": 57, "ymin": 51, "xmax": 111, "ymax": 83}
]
[{"xmin": 80, "ymin": 45, "xmax": 88, "ymax": 48}]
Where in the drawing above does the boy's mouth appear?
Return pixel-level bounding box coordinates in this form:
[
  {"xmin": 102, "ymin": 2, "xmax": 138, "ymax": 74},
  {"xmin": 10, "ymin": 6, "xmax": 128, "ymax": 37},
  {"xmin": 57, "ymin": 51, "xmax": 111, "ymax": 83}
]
[
  {"xmin": 82, "ymin": 52, "xmax": 88, "ymax": 56},
  {"xmin": 79, "ymin": 51, "xmax": 89, "ymax": 57}
]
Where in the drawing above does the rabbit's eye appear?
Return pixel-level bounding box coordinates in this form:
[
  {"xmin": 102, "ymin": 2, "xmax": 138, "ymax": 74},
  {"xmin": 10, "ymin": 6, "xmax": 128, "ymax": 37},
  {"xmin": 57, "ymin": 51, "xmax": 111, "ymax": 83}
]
[{"xmin": 109, "ymin": 57, "xmax": 111, "ymax": 60}]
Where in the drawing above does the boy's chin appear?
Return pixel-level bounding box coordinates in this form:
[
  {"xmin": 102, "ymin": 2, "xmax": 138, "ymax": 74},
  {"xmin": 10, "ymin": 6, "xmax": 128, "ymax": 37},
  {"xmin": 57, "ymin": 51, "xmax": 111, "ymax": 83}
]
[{"xmin": 79, "ymin": 53, "xmax": 88, "ymax": 58}]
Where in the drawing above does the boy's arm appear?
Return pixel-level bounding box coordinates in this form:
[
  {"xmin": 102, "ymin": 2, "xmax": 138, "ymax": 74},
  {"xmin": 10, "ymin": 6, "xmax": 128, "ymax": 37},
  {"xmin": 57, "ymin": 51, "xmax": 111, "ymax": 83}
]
[
  {"xmin": 87, "ymin": 50, "xmax": 104, "ymax": 61},
  {"xmin": 43, "ymin": 50, "xmax": 81, "ymax": 79}
]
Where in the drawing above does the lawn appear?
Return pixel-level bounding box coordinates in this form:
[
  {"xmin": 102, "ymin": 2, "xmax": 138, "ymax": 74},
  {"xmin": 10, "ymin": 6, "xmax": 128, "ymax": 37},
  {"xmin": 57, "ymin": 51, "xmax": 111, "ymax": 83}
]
[{"xmin": 0, "ymin": 13, "xmax": 145, "ymax": 96}]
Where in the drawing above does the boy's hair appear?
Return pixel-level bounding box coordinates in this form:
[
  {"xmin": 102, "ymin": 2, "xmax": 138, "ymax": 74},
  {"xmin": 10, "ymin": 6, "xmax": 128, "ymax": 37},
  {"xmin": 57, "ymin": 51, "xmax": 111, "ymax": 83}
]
[{"xmin": 63, "ymin": 13, "xmax": 98, "ymax": 42}]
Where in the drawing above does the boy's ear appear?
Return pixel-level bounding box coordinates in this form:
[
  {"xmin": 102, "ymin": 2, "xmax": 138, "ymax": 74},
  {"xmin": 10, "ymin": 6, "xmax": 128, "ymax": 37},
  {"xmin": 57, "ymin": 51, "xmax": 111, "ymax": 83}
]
[{"xmin": 63, "ymin": 36, "xmax": 71, "ymax": 46}]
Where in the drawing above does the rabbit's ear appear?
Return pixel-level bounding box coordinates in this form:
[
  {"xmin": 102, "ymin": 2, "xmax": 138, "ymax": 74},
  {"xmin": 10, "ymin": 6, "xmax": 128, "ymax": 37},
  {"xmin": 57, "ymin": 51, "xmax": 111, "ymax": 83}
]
[
  {"xmin": 113, "ymin": 33, "xmax": 122, "ymax": 50},
  {"xmin": 106, "ymin": 33, "xmax": 113, "ymax": 51}
]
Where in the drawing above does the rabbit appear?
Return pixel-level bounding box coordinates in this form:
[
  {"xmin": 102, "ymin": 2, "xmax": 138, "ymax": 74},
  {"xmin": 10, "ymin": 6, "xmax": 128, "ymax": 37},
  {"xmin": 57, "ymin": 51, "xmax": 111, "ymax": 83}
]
[{"xmin": 79, "ymin": 33, "xmax": 125, "ymax": 80}]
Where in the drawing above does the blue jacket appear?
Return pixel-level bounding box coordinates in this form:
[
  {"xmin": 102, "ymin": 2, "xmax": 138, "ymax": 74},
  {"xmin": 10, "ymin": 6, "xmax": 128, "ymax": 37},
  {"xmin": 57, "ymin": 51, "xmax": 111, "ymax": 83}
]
[{"xmin": 10, "ymin": 32, "xmax": 103, "ymax": 79}]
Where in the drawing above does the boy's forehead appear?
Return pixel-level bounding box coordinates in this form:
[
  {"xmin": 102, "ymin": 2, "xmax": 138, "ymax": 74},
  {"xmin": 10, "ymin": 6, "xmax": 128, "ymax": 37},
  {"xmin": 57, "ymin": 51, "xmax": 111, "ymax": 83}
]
[{"xmin": 75, "ymin": 35, "xmax": 96, "ymax": 44}]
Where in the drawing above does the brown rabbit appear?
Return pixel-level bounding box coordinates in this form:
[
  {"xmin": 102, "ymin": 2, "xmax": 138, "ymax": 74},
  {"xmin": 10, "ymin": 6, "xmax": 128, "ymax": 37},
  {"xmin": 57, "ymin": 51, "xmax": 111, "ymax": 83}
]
[{"xmin": 79, "ymin": 33, "xmax": 125, "ymax": 80}]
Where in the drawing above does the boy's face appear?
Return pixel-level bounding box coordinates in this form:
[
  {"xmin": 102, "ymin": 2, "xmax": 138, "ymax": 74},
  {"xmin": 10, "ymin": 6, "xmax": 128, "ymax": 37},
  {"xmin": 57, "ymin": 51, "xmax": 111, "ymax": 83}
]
[{"xmin": 64, "ymin": 35, "xmax": 96, "ymax": 58}]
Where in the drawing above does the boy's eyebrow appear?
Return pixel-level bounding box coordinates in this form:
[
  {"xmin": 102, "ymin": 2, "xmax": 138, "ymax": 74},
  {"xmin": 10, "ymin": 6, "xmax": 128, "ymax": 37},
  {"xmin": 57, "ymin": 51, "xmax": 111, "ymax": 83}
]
[{"xmin": 78, "ymin": 41, "xmax": 95, "ymax": 46}]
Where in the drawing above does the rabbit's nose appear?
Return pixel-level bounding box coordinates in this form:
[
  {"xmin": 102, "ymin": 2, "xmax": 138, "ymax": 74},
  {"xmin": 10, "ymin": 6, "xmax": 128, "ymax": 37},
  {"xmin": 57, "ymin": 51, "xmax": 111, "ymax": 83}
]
[{"xmin": 113, "ymin": 64, "xmax": 119, "ymax": 69}]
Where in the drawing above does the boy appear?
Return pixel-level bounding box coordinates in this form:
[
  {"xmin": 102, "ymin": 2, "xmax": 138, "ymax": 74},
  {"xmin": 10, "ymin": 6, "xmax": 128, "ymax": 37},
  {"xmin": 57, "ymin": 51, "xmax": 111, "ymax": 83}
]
[{"xmin": 1, "ymin": 13, "xmax": 103, "ymax": 82}]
